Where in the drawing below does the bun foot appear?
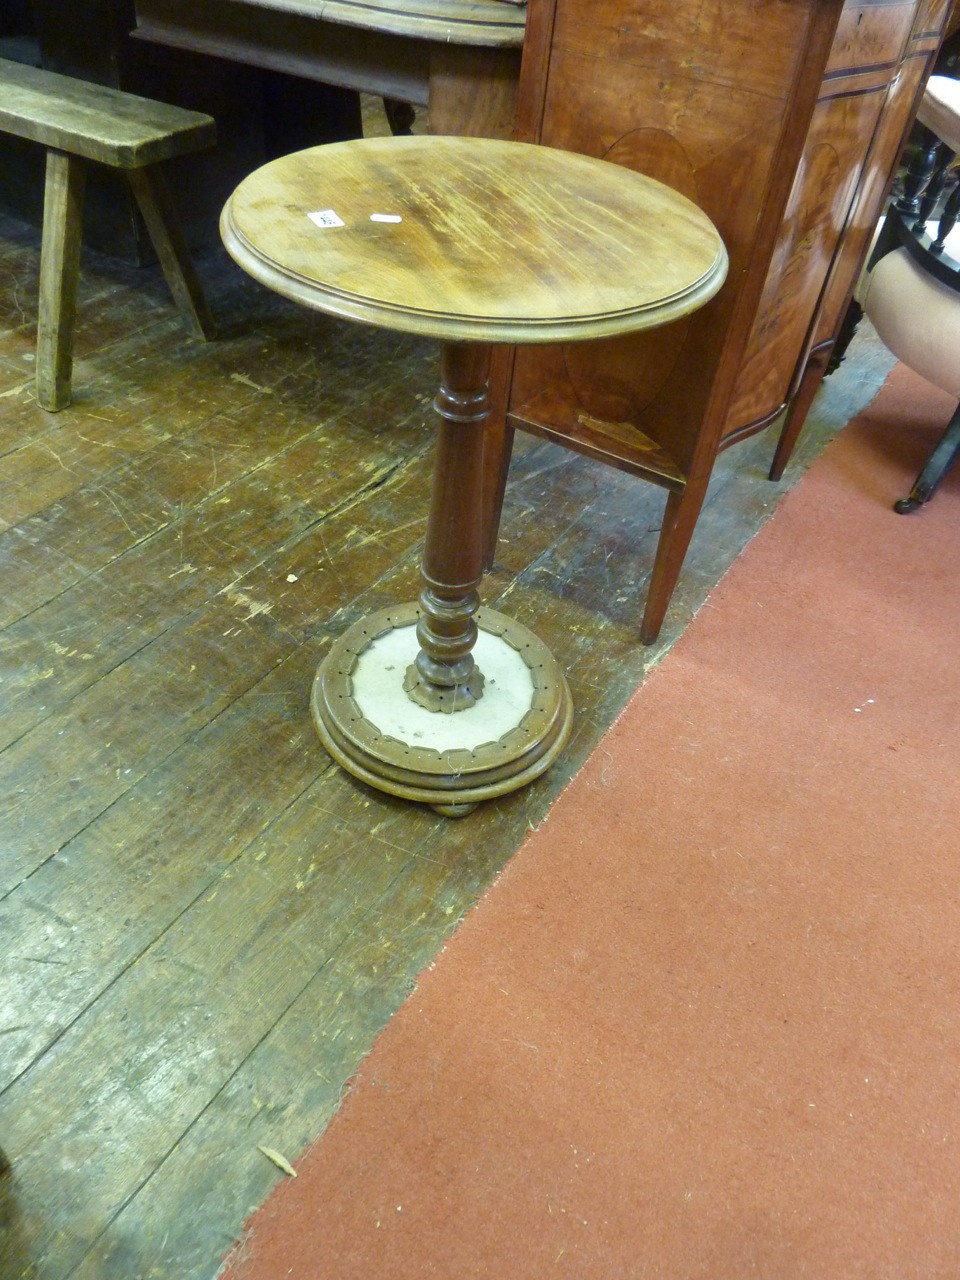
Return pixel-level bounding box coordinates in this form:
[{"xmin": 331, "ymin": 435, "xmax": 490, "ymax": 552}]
[
  {"xmin": 431, "ymin": 801, "xmax": 479, "ymax": 818},
  {"xmin": 894, "ymin": 495, "xmax": 921, "ymax": 514}
]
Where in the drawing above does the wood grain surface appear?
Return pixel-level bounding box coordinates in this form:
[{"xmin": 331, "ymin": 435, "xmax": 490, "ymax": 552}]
[
  {"xmin": 221, "ymin": 135, "xmax": 727, "ymax": 342},
  {"xmin": 481, "ymin": 0, "xmax": 950, "ymax": 648},
  {"xmin": 0, "ymin": 103, "xmax": 890, "ymax": 1277},
  {"xmin": 203, "ymin": 0, "xmax": 528, "ymax": 44},
  {"xmin": 0, "ymin": 58, "xmax": 215, "ymax": 170}
]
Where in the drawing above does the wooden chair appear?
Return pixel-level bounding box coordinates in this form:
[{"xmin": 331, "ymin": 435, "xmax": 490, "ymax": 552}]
[
  {"xmin": 771, "ymin": 59, "xmax": 960, "ymax": 481},
  {"xmin": 906, "ymin": 75, "xmax": 960, "ymax": 249},
  {"xmin": 824, "ymin": 70, "xmax": 960, "ymax": 514},
  {"xmin": 861, "ymin": 240, "xmax": 960, "ymax": 513},
  {"xmin": 0, "ymin": 57, "xmax": 216, "ymax": 411}
]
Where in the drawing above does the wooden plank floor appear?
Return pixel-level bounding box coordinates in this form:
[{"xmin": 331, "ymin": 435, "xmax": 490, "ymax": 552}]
[{"xmin": 0, "ymin": 137, "xmax": 895, "ymax": 1276}]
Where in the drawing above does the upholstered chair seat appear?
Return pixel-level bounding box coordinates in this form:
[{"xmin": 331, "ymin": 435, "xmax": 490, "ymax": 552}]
[
  {"xmin": 917, "ymin": 74, "xmax": 960, "ymax": 153},
  {"xmin": 861, "ymin": 239, "xmax": 960, "ymax": 511}
]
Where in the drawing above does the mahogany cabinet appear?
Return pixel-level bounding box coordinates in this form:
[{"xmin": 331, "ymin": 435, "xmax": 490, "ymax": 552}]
[{"xmin": 484, "ymin": 0, "xmax": 954, "ymax": 643}]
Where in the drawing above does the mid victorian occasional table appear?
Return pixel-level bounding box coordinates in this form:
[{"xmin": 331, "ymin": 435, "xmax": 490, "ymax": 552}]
[{"xmin": 221, "ymin": 136, "xmax": 726, "ymax": 815}]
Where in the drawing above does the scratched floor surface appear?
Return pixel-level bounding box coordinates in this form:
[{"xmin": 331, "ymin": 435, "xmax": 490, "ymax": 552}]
[{"xmin": 0, "ymin": 152, "xmax": 895, "ymax": 1277}]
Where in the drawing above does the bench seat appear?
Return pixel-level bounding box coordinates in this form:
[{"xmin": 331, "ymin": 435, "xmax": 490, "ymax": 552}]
[
  {"xmin": 0, "ymin": 57, "xmax": 217, "ymax": 167},
  {"xmin": 0, "ymin": 58, "xmax": 216, "ymax": 411}
]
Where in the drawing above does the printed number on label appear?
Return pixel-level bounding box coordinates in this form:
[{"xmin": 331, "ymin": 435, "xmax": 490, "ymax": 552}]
[{"xmin": 308, "ymin": 209, "xmax": 345, "ymax": 229}]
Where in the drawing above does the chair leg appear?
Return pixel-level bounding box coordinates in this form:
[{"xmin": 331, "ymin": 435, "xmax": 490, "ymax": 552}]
[
  {"xmin": 894, "ymin": 401, "xmax": 960, "ymax": 513},
  {"xmin": 933, "ymin": 174, "xmax": 960, "ymax": 253},
  {"xmin": 126, "ymin": 166, "xmax": 216, "ymax": 341},
  {"xmin": 915, "ymin": 142, "xmax": 954, "ymax": 232},
  {"xmin": 898, "ymin": 124, "xmax": 941, "ymax": 221},
  {"xmin": 36, "ymin": 149, "xmax": 86, "ymax": 412},
  {"xmin": 640, "ymin": 474, "xmax": 710, "ymax": 645},
  {"xmin": 826, "ymin": 301, "xmax": 862, "ymax": 374}
]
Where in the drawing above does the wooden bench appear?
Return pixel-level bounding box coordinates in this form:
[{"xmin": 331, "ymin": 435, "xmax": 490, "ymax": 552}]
[
  {"xmin": 132, "ymin": 0, "xmax": 527, "ymax": 140},
  {"xmin": 0, "ymin": 57, "xmax": 217, "ymax": 411}
]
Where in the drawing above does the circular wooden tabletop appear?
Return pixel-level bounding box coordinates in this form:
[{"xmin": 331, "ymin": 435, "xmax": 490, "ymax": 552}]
[{"xmin": 221, "ymin": 135, "xmax": 727, "ymax": 344}]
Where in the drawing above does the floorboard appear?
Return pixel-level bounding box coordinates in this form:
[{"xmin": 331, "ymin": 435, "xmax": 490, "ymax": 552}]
[{"xmin": 0, "ymin": 144, "xmax": 896, "ymax": 1278}]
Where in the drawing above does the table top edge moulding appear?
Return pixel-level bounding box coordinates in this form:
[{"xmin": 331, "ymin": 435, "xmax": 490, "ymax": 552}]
[
  {"xmin": 214, "ymin": 0, "xmax": 529, "ymax": 46},
  {"xmin": 220, "ymin": 136, "xmax": 728, "ymax": 345},
  {"xmin": 220, "ymin": 134, "xmax": 726, "ymax": 813}
]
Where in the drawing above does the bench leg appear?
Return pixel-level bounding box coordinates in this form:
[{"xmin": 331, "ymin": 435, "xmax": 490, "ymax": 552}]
[
  {"xmin": 127, "ymin": 166, "xmax": 216, "ymax": 342},
  {"xmin": 37, "ymin": 149, "xmax": 86, "ymax": 412}
]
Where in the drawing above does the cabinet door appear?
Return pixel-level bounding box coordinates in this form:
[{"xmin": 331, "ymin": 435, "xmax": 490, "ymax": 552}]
[
  {"xmin": 803, "ymin": 0, "xmax": 954, "ymax": 358},
  {"xmin": 722, "ymin": 0, "xmax": 918, "ymax": 441},
  {"xmin": 503, "ymin": 0, "xmax": 841, "ymax": 482}
]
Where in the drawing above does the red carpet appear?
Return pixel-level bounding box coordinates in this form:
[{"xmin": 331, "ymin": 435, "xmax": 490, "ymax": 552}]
[{"xmin": 221, "ymin": 362, "xmax": 960, "ymax": 1278}]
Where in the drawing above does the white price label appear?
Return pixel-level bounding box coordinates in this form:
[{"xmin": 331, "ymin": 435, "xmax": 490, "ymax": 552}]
[{"xmin": 308, "ymin": 209, "xmax": 345, "ymax": 229}]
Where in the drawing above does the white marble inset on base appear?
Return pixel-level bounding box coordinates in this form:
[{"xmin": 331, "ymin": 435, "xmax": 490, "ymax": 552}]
[
  {"xmin": 312, "ymin": 603, "xmax": 574, "ymax": 813},
  {"xmin": 351, "ymin": 622, "xmax": 534, "ymax": 752}
]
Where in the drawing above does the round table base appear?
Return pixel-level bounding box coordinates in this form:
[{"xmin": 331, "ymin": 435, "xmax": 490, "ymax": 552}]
[{"xmin": 311, "ymin": 604, "xmax": 573, "ymax": 816}]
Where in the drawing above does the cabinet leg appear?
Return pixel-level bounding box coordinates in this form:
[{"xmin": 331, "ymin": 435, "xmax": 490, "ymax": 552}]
[
  {"xmin": 36, "ymin": 149, "xmax": 86, "ymax": 412},
  {"xmin": 640, "ymin": 475, "xmax": 710, "ymax": 645},
  {"xmin": 769, "ymin": 347, "xmax": 832, "ymax": 482}
]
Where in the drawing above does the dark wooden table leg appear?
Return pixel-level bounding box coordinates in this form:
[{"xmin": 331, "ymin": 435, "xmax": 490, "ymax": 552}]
[
  {"xmin": 311, "ymin": 342, "xmax": 572, "ymax": 815},
  {"xmin": 407, "ymin": 341, "xmax": 490, "ymax": 711}
]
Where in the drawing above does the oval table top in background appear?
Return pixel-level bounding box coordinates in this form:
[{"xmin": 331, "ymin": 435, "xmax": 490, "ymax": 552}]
[
  {"xmin": 236, "ymin": 0, "xmax": 529, "ymax": 45},
  {"xmin": 221, "ymin": 135, "xmax": 727, "ymax": 345}
]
